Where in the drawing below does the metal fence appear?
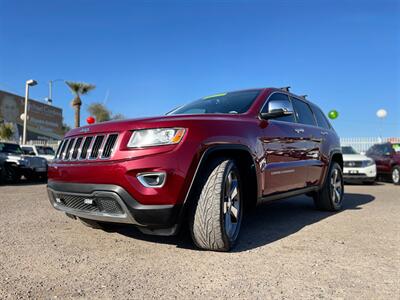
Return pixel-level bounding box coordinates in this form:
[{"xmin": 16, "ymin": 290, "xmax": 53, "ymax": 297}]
[{"xmin": 340, "ymin": 137, "xmax": 400, "ymax": 153}]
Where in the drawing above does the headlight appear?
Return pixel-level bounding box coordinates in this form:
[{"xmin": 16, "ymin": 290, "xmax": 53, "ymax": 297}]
[
  {"xmin": 362, "ymin": 160, "xmax": 374, "ymax": 167},
  {"xmin": 127, "ymin": 128, "xmax": 186, "ymax": 148}
]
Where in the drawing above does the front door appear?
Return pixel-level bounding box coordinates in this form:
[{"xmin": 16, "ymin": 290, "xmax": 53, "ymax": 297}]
[{"xmin": 259, "ymin": 93, "xmax": 309, "ymax": 195}]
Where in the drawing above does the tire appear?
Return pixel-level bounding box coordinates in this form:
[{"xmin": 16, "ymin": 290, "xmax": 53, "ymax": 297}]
[
  {"xmin": 4, "ymin": 164, "xmax": 20, "ymax": 183},
  {"xmin": 0, "ymin": 166, "xmax": 5, "ymax": 185},
  {"xmin": 313, "ymin": 162, "xmax": 344, "ymax": 211},
  {"xmin": 189, "ymin": 159, "xmax": 243, "ymax": 251},
  {"xmin": 392, "ymin": 166, "xmax": 400, "ymax": 185}
]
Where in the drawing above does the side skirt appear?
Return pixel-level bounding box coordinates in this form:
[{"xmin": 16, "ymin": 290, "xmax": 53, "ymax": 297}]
[{"xmin": 259, "ymin": 186, "xmax": 319, "ymax": 204}]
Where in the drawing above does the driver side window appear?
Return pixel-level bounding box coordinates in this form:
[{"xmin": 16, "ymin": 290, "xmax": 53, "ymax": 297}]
[{"xmin": 262, "ymin": 93, "xmax": 295, "ymax": 123}]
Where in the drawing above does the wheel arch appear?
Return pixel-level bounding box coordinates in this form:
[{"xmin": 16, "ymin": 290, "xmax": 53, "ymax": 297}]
[{"xmin": 179, "ymin": 144, "xmax": 259, "ymax": 225}]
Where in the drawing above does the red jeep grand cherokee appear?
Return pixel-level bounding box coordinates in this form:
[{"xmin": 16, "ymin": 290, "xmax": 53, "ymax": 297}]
[{"xmin": 47, "ymin": 88, "xmax": 343, "ymax": 251}]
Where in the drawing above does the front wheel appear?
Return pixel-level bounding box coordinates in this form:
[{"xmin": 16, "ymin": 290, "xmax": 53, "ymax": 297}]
[
  {"xmin": 190, "ymin": 159, "xmax": 243, "ymax": 251},
  {"xmin": 313, "ymin": 162, "xmax": 344, "ymax": 211},
  {"xmin": 392, "ymin": 166, "xmax": 400, "ymax": 185}
]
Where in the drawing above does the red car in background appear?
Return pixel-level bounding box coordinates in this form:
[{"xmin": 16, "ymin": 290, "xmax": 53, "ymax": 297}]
[
  {"xmin": 366, "ymin": 142, "xmax": 400, "ymax": 185},
  {"xmin": 47, "ymin": 87, "xmax": 343, "ymax": 251}
]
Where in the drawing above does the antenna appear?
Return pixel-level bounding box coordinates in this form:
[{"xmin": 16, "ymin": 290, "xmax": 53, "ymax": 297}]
[
  {"xmin": 300, "ymin": 95, "xmax": 307, "ymax": 99},
  {"xmin": 280, "ymin": 86, "xmax": 290, "ymax": 92},
  {"xmin": 103, "ymin": 89, "xmax": 110, "ymax": 105}
]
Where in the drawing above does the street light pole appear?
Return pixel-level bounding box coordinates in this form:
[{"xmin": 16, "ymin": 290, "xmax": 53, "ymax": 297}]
[
  {"xmin": 49, "ymin": 80, "xmax": 52, "ymax": 102},
  {"xmin": 23, "ymin": 79, "xmax": 37, "ymax": 145},
  {"xmin": 48, "ymin": 79, "xmax": 64, "ymax": 105}
]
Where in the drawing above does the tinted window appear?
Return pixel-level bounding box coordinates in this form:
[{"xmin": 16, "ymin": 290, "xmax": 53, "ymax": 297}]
[
  {"xmin": 0, "ymin": 143, "xmax": 23, "ymax": 155},
  {"xmin": 262, "ymin": 93, "xmax": 295, "ymax": 123},
  {"xmin": 169, "ymin": 90, "xmax": 261, "ymax": 115},
  {"xmin": 342, "ymin": 146, "xmax": 358, "ymax": 154},
  {"xmin": 312, "ymin": 107, "xmax": 331, "ymax": 129},
  {"xmin": 291, "ymin": 98, "xmax": 316, "ymax": 126}
]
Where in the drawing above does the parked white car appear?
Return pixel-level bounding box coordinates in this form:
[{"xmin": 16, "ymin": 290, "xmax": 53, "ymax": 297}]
[
  {"xmin": 21, "ymin": 145, "xmax": 55, "ymax": 162},
  {"xmin": 342, "ymin": 146, "xmax": 376, "ymax": 184}
]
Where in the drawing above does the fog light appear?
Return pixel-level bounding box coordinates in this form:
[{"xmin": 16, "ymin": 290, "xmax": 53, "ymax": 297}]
[{"xmin": 137, "ymin": 172, "xmax": 166, "ymax": 188}]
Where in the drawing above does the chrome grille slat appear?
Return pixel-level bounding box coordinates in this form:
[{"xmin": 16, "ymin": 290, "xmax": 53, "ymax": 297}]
[
  {"xmin": 102, "ymin": 134, "xmax": 118, "ymax": 158},
  {"xmin": 80, "ymin": 136, "xmax": 93, "ymax": 160},
  {"xmin": 56, "ymin": 133, "xmax": 119, "ymax": 161},
  {"xmin": 71, "ymin": 137, "xmax": 83, "ymax": 160},
  {"xmin": 64, "ymin": 138, "xmax": 76, "ymax": 160},
  {"xmin": 90, "ymin": 135, "xmax": 105, "ymax": 159}
]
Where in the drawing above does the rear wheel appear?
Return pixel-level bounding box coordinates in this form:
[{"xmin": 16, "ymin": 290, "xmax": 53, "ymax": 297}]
[
  {"xmin": 313, "ymin": 162, "xmax": 344, "ymax": 211},
  {"xmin": 392, "ymin": 166, "xmax": 400, "ymax": 185},
  {"xmin": 190, "ymin": 159, "xmax": 243, "ymax": 251}
]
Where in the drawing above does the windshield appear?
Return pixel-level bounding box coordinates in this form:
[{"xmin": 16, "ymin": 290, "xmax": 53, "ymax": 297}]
[
  {"xmin": 341, "ymin": 146, "xmax": 358, "ymax": 154},
  {"xmin": 37, "ymin": 146, "xmax": 55, "ymax": 155},
  {"xmin": 392, "ymin": 143, "xmax": 400, "ymax": 153},
  {"xmin": 168, "ymin": 90, "xmax": 261, "ymax": 115},
  {"xmin": 0, "ymin": 143, "xmax": 24, "ymax": 155}
]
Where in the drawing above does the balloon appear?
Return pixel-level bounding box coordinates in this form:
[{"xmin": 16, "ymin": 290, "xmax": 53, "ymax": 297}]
[
  {"xmin": 328, "ymin": 110, "xmax": 339, "ymax": 120},
  {"xmin": 376, "ymin": 109, "xmax": 387, "ymax": 119},
  {"xmin": 86, "ymin": 116, "xmax": 95, "ymax": 124}
]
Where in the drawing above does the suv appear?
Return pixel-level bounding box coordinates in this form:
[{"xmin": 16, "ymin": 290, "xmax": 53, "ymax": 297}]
[
  {"xmin": 21, "ymin": 145, "xmax": 56, "ymax": 162},
  {"xmin": 0, "ymin": 142, "xmax": 48, "ymax": 182},
  {"xmin": 366, "ymin": 142, "xmax": 400, "ymax": 185},
  {"xmin": 47, "ymin": 88, "xmax": 343, "ymax": 251}
]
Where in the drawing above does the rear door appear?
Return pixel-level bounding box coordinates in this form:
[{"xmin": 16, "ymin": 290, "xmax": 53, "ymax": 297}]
[
  {"xmin": 290, "ymin": 97, "xmax": 323, "ymax": 187},
  {"xmin": 309, "ymin": 104, "xmax": 333, "ymax": 185}
]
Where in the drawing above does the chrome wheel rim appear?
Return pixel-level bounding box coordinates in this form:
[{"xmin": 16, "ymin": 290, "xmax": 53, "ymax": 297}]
[
  {"xmin": 330, "ymin": 169, "xmax": 343, "ymax": 204},
  {"xmin": 223, "ymin": 170, "xmax": 241, "ymax": 239},
  {"xmin": 393, "ymin": 169, "xmax": 400, "ymax": 183}
]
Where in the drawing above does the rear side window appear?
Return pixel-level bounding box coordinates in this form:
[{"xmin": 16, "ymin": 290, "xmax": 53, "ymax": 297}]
[
  {"xmin": 312, "ymin": 106, "xmax": 331, "ymax": 129},
  {"xmin": 262, "ymin": 93, "xmax": 296, "ymax": 123},
  {"xmin": 291, "ymin": 98, "xmax": 316, "ymax": 126}
]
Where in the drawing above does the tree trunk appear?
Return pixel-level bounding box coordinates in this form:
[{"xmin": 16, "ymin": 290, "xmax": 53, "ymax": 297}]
[{"xmin": 74, "ymin": 104, "xmax": 81, "ymax": 128}]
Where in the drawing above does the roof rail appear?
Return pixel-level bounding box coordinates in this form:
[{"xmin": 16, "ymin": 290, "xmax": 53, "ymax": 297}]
[
  {"xmin": 300, "ymin": 95, "xmax": 307, "ymax": 99},
  {"xmin": 280, "ymin": 86, "xmax": 290, "ymax": 92}
]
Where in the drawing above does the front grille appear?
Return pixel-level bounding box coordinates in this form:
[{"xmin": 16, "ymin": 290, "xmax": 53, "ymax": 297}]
[
  {"xmin": 344, "ymin": 161, "xmax": 363, "ymax": 168},
  {"xmin": 54, "ymin": 193, "xmax": 124, "ymax": 215},
  {"xmin": 56, "ymin": 133, "xmax": 118, "ymax": 161}
]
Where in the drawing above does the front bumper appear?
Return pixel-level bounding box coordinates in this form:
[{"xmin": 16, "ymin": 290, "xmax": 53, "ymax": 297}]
[
  {"xmin": 343, "ymin": 164, "xmax": 376, "ymax": 182},
  {"xmin": 47, "ymin": 181, "xmax": 181, "ymax": 235}
]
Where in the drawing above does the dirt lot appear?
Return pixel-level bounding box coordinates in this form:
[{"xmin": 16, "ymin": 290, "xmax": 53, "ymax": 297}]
[{"xmin": 0, "ymin": 182, "xmax": 398, "ymax": 299}]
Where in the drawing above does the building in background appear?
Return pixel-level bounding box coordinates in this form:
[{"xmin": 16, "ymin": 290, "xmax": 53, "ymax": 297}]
[{"xmin": 0, "ymin": 90, "xmax": 63, "ymax": 141}]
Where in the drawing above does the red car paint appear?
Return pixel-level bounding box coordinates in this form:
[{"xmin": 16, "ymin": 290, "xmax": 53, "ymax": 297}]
[
  {"xmin": 47, "ymin": 88, "xmax": 341, "ymax": 232},
  {"xmin": 366, "ymin": 142, "xmax": 400, "ymax": 180}
]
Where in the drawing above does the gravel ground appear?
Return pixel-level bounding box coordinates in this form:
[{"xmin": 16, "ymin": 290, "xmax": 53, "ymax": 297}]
[{"xmin": 0, "ymin": 182, "xmax": 399, "ymax": 299}]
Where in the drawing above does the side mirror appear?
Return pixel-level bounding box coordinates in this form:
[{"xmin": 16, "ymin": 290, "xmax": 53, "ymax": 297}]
[{"xmin": 260, "ymin": 100, "xmax": 294, "ymax": 120}]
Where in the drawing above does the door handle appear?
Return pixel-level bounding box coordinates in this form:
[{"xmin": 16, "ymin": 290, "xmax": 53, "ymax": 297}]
[
  {"xmin": 321, "ymin": 131, "xmax": 329, "ymax": 135},
  {"xmin": 294, "ymin": 128, "xmax": 304, "ymax": 133}
]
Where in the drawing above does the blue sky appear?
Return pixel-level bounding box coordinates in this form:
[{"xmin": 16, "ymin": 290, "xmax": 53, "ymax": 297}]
[{"xmin": 0, "ymin": 0, "xmax": 399, "ymax": 137}]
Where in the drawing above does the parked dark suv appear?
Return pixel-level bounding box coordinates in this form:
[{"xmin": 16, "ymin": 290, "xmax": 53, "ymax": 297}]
[
  {"xmin": 366, "ymin": 142, "xmax": 400, "ymax": 185},
  {"xmin": 47, "ymin": 88, "xmax": 343, "ymax": 251}
]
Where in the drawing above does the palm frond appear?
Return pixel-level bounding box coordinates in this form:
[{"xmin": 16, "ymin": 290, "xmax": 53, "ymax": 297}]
[
  {"xmin": 65, "ymin": 81, "xmax": 96, "ymax": 95},
  {"xmin": 81, "ymin": 83, "xmax": 96, "ymax": 95}
]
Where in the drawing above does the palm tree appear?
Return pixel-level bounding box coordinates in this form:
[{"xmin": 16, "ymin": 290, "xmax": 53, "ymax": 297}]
[{"xmin": 65, "ymin": 81, "xmax": 96, "ymax": 128}]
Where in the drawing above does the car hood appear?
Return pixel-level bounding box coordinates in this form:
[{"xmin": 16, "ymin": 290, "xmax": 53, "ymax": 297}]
[
  {"xmin": 343, "ymin": 154, "xmax": 372, "ymax": 161},
  {"xmin": 65, "ymin": 114, "xmax": 245, "ymax": 137}
]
